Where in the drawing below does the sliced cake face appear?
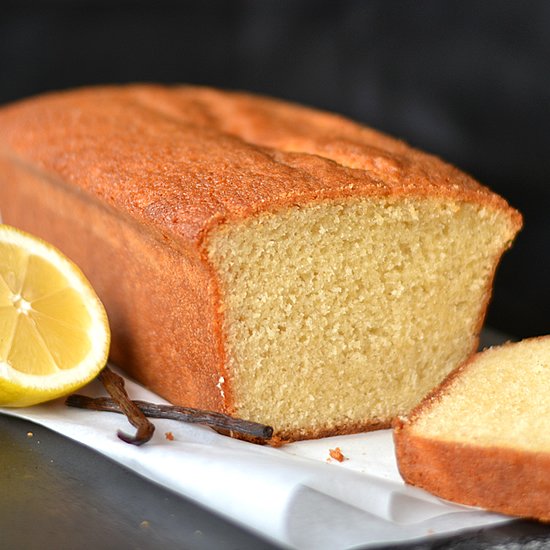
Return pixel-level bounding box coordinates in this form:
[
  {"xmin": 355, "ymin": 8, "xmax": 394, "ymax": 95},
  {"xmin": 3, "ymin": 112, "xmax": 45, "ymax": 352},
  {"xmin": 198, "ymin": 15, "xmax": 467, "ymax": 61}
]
[
  {"xmin": 408, "ymin": 336, "xmax": 550, "ymax": 452},
  {"xmin": 206, "ymin": 196, "xmax": 518, "ymax": 439}
]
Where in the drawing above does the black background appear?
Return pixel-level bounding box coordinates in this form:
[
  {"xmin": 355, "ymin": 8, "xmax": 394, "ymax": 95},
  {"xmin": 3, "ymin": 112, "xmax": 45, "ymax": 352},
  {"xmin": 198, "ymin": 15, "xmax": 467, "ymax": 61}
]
[{"xmin": 1, "ymin": 0, "xmax": 548, "ymax": 338}]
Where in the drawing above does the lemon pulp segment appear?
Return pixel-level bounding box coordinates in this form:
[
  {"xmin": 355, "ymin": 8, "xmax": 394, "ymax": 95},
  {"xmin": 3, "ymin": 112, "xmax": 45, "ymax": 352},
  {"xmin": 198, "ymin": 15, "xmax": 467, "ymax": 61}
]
[
  {"xmin": 0, "ymin": 225, "xmax": 110, "ymax": 407},
  {"xmin": 0, "ymin": 245, "xmax": 92, "ymax": 374}
]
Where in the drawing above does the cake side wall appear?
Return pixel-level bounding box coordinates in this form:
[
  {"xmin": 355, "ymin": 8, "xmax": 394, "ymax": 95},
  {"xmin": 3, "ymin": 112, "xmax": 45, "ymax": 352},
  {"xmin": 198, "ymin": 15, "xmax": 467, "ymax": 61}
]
[{"xmin": 0, "ymin": 157, "xmax": 227, "ymax": 412}]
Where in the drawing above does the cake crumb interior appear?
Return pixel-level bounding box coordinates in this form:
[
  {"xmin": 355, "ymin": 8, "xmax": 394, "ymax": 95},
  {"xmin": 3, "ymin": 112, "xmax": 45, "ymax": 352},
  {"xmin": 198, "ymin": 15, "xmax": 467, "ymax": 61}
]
[
  {"xmin": 207, "ymin": 197, "xmax": 515, "ymax": 438},
  {"xmin": 412, "ymin": 338, "xmax": 550, "ymax": 452}
]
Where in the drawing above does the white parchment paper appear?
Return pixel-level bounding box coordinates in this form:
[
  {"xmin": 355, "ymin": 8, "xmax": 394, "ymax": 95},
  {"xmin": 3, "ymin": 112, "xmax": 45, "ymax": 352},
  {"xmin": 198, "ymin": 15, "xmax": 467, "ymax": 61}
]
[{"xmin": 0, "ymin": 371, "xmax": 510, "ymax": 550}]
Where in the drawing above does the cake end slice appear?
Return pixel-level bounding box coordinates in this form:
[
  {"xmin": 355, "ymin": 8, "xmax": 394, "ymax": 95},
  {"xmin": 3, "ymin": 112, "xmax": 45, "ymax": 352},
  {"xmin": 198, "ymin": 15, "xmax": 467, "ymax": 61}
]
[{"xmin": 394, "ymin": 336, "xmax": 550, "ymax": 521}]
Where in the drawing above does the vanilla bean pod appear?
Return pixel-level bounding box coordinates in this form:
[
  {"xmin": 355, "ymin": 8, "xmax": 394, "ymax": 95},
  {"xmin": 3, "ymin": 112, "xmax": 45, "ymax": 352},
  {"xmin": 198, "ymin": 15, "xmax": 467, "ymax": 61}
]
[
  {"xmin": 66, "ymin": 394, "xmax": 274, "ymax": 440},
  {"xmin": 96, "ymin": 366, "xmax": 155, "ymax": 445}
]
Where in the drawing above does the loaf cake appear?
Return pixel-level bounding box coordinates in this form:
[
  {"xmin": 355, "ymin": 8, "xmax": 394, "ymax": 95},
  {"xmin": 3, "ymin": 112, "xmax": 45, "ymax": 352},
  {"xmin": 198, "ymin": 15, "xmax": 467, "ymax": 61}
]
[
  {"xmin": 0, "ymin": 84, "xmax": 521, "ymax": 440},
  {"xmin": 394, "ymin": 336, "xmax": 550, "ymax": 521}
]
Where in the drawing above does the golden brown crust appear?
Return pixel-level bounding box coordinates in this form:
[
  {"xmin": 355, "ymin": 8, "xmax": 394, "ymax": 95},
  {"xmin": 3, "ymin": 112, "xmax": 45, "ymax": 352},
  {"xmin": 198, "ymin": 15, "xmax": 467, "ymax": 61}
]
[
  {"xmin": 394, "ymin": 424, "xmax": 550, "ymax": 522},
  {"xmin": 279, "ymin": 418, "xmax": 392, "ymax": 442},
  {"xmin": 231, "ymin": 417, "xmax": 392, "ymax": 445},
  {"xmin": 0, "ymin": 156, "xmax": 227, "ymax": 412},
  {"xmin": 0, "ymin": 84, "xmax": 522, "ymax": 440},
  {"xmin": 0, "ymin": 84, "xmax": 522, "ymax": 250}
]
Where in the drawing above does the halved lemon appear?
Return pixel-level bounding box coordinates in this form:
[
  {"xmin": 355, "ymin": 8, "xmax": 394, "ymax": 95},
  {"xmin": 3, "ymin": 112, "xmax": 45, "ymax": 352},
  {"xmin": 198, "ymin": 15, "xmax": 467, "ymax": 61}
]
[{"xmin": 0, "ymin": 225, "xmax": 110, "ymax": 407}]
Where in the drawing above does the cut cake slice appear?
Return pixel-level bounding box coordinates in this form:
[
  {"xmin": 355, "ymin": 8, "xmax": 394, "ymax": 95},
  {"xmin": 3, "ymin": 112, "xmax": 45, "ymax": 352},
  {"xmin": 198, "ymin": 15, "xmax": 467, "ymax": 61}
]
[{"xmin": 394, "ymin": 336, "xmax": 550, "ymax": 521}]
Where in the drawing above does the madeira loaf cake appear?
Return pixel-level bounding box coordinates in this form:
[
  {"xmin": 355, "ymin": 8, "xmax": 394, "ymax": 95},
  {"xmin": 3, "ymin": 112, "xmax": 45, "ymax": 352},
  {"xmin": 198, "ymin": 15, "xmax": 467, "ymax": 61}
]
[{"xmin": 0, "ymin": 85, "xmax": 521, "ymax": 440}]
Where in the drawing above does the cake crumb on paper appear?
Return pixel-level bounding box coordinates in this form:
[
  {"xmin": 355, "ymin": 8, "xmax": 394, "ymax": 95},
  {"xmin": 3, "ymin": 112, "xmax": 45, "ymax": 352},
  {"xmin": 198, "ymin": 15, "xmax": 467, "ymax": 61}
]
[
  {"xmin": 328, "ymin": 447, "xmax": 346, "ymax": 462},
  {"xmin": 165, "ymin": 432, "xmax": 175, "ymax": 441}
]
